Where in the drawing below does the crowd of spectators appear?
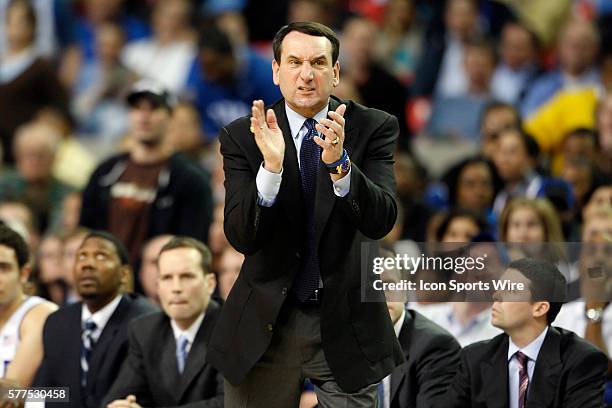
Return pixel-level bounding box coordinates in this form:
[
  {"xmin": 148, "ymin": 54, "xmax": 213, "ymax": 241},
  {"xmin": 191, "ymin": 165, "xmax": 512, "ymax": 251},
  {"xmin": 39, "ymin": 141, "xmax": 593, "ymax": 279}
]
[{"xmin": 0, "ymin": 0, "xmax": 611, "ymax": 406}]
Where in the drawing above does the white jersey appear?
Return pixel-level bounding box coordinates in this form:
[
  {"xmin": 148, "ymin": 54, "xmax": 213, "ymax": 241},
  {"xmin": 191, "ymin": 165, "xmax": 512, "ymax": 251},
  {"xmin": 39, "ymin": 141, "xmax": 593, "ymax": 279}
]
[{"xmin": 0, "ymin": 296, "xmax": 45, "ymax": 377}]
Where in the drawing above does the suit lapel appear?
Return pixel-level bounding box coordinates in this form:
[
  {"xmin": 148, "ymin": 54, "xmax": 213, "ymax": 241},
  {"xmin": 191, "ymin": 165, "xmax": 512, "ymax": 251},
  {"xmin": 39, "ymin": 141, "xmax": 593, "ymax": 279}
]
[
  {"xmin": 68, "ymin": 305, "xmax": 84, "ymax": 404},
  {"xmin": 482, "ymin": 336, "xmax": 509, "ymax": 408},
  {"xmin": 390, "ymin": 314, "xmax": 412, "ymax": 403},
  {"xmin": 176, "ymin": 301, "xmax": 220, "ymax": 401},
  {"xmin": 87, "ymin": 296, "xmax": 130, "ymax": 387},
  {"xmin": 527, "ymin": 328, "xmax": 561, "ymax": 407},
  {"xmin": 273, "ymin": 101, "xmax": 303, "ymax": 234},
  {"xmin": 154, "ymin": 320, "xmax": 181, "ymax": 399}
]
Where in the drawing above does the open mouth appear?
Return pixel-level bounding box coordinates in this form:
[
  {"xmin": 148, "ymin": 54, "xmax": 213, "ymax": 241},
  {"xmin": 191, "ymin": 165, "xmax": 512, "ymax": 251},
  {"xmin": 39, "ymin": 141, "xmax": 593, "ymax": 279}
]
[{"xmin": 298, "ymin": 86, "xmax": 315, "ymax": 92}]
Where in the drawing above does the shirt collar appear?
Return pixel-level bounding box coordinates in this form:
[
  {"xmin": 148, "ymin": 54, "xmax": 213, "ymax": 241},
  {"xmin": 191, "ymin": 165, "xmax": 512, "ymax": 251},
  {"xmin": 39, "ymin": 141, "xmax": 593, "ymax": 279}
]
[
  {"xmin": 170, "ymin": 312, "xmax": 206, "ymax": 344},
  {"xmin": 508, "ymin": 326, "xmax": 549, "ymax": 362},
  {"xmin": 285, "ymin": 103, "xmax": 329, "ymax": 139},
  {"xmin": 394, "ymin": 309, "xmax": 406, "ymax": 337},
  {"xmin": 81, "ymin": 294, "xmax": 123, "ymax": 330}
]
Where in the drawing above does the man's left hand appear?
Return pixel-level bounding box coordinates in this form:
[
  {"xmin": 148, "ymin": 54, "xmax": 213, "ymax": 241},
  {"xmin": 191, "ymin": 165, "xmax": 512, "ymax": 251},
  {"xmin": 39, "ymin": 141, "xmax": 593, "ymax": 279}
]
[{"xmin": 314, "ymin": 104, "xmax": 346, "ymax": 164}]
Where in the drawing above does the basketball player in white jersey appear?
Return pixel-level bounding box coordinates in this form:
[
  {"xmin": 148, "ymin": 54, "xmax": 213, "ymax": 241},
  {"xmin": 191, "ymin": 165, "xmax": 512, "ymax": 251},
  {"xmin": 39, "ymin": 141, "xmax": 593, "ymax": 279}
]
[{"xmin": 0, "ymin": 222, "xmax": 57, "ymax": 391}]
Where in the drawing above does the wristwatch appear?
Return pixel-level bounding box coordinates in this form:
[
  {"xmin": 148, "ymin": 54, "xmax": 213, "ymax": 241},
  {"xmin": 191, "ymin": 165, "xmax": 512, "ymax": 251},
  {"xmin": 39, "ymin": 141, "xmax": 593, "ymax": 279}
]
[
  {"xmin": 585, "ymin": 307, "xmax": 604, "ymax": 323},
  {"xmin": 326, "ymin": 149, "xmax": 351, "ymax": 175}
]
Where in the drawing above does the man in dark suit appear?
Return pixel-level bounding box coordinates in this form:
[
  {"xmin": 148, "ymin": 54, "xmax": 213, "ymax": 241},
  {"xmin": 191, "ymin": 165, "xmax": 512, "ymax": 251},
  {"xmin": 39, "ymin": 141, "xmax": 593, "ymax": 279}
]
[
  {"xmin": 104, "ymin": 236, "xmax": 223, "ymax": 408},
  {"xmin": 440, "ymin": 258, "xmax": 608, "ymax": 408},
  {"xmin": 32, "ymin": 231, "xmax": 156, "ymax": 408},
  {"xmin": 379, "ymin": 251, "xmax": 461, "ymax": 408},
  {"xmin": 207, "ymin": 21, "xmax": 403, "ymax": 407}
]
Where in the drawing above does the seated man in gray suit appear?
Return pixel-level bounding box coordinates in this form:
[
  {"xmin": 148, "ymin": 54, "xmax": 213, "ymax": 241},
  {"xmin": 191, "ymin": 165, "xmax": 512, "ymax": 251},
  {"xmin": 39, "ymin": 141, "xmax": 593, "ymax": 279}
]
[
  {"xmin": 378, "ymin": 248, "xmax": 461, "ymax": 408},
  {"xmin": 104, "ymin": 236, "xmax": 223, "ymax": 408}
]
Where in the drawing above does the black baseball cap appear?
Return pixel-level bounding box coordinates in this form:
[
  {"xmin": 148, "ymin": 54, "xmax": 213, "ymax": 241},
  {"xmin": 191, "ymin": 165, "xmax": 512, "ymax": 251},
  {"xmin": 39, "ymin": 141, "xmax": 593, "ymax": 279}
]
[{"xmin": 126, "ymin": 78, "xmax": 175, "ymax": 110}]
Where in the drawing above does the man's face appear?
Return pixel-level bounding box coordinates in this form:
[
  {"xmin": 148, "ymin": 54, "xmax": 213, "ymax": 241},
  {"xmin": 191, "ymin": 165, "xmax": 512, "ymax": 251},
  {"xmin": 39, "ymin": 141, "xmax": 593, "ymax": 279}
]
[
  {"xmin": 199, "ymin": 49, "xmax": 235, "ymax": 84},
  {"xmin": 559, "ymin": 22, "xmax": 598, "ymax": 77},
  {"xmin": 500, "ymin": 24, "xmax": 535, "ymax": 70},
  {"xmin": 158, "ymin": 247, "xmax": 215, "ymax": 326},
  {"xmin": 272, "ymin": 30, "xmax": 340, "ymax": 118},
  {"xmin": 74, "ymin": 237, "xmax": 126, "ymax": 301},
  {"xmin": 480, "ymin": 107, "xmax": 517, "ymax": 159},
  {"xmin": 491, "ymin": 268, "xmax": 545, "ymax": 331},
  {"xmin": 494, "ymin": 131, "xmax": 529, "ymax": 182},
  {"xmin": 444, "ymin": 0, "xmax": 477, "ymax": 41},
  {"xmin": 139, "ymin": 236, "xmax": 171, "ymax": 302},
  {"xmin": 128, "ymin": 98, "xmax": 170, "ymax": 146},
  {"xmin": 0, "ymin": 244, "xmax": 25, "ymax": 305}
]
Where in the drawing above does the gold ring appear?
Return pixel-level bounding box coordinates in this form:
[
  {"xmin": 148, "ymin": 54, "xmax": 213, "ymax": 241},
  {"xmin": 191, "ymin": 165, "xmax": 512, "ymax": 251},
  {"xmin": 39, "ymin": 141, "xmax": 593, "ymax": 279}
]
[
  {"xmin": 260, "ymin": 125, "xmax": 264, "ymax": 130},
  {"xmin": 250, "ymin": 126, "xmax": 255, "ymax": 133},
  {"xmin": 331, "ymin": 137, "xmax": 340, "ymax": 145}
]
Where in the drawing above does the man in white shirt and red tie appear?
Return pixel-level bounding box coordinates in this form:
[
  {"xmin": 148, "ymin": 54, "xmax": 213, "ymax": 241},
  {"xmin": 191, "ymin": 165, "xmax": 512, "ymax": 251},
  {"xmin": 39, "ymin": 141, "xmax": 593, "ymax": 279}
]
[{"xmin": 439, "ymin": 258, "xmax": 608, "ymax": 408}]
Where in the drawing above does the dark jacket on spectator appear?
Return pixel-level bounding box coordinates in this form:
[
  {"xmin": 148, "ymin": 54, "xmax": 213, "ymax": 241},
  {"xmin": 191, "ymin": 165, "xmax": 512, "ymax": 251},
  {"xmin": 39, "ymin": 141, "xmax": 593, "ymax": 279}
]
[
  {"xmin": 32, "ymin": 294, "xmax": 157, "ymax": 408},
  {"xmin": 79, "ymin": 152, "xmax": 213, "ymax": 251}
]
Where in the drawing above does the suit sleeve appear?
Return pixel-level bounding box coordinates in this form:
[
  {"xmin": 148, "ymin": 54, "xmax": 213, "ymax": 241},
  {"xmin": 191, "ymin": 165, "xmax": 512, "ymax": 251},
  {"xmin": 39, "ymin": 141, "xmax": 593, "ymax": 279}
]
[
  {"xmin": 174, "ymin": 165, "xmax": 213, "ymax": 243},
  {"xmin": 435, "ymin": 347, "xmax": 472, "ymax": 408},
  {"xmin": 562, "ymin": 348, "xmax": 608, "ymax": 408},
  {"xmin": 416, "ymin": 335, "xmax": 461, "ymax": 408},
  {"xmin": 337, "ymin": 114, "xmax": 398, "ymax": 239},
  {"xmin": 101, "ymin": 324, "xmax": 154, "ymax": 407},
  {"xmin": 220, "ymin": 125, "xmax": 276, "ymax": 255}
]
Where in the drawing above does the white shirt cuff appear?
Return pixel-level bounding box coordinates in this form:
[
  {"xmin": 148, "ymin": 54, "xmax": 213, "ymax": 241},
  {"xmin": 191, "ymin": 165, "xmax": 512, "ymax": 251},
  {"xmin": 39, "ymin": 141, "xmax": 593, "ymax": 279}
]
[
  {"xmin": 332, "ymin": 168, "xmax": 351, "ymax": 197},
  {"xmin": 256, "ymin": 162, "xmax": 282, "ymax": 207}
]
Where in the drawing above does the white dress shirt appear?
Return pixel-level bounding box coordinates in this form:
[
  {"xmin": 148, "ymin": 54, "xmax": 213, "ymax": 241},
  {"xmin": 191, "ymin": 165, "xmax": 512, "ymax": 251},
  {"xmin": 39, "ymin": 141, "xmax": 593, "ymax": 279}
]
[
  {"xmin": 170, "ymin": 312, "xmax": 206, "ymax": 354},
  {"xmin": 256, "ymin": 103, "xmax": 351, "ymax": 206},
  {"xmin": 381, "ymin": 309, "xmax": 406, "ymax": 408},
  {"xmin": 81, "ymin": 295, "xmax": 123, "ymax": 342},
  {"xmin": 507, "ymin": 326, "xmax": 548, "ymax": 408}
]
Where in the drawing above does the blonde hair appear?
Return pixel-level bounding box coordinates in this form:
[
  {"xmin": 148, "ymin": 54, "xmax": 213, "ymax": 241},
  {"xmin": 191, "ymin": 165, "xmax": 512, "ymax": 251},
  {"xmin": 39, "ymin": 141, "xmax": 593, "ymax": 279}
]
[{"xmin": 500, "ymin": 197, "xmax": 564, "ymax": 242}]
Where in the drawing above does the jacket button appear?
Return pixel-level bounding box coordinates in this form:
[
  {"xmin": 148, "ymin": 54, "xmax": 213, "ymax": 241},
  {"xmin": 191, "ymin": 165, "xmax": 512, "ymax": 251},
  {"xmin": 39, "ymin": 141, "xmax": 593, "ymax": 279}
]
[
  {"xmin": 267, "ymin": 323, "xmax": 274, "ymax": 332},
  {"xmin": 282, "ymin": 287, "xmax": 288, "ymax": 296},
  {"xmin": 295, "ymin": 252, "xmax": 301, "ymax": 259}
]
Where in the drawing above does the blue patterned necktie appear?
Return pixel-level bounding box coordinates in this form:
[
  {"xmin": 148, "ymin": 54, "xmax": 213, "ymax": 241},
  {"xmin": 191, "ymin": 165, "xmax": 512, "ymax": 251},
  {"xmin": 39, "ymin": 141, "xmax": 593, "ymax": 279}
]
[
  {"xmin": 294, "ymin": 118, "xmax": 322, "ymax": 301},
  {"xmin": 80, "ymin": 319, "xmax": 97, "ymax": 387},
  {"xmin": 176, "ymin": 335, "xmax": 189, "ymax": 374}
]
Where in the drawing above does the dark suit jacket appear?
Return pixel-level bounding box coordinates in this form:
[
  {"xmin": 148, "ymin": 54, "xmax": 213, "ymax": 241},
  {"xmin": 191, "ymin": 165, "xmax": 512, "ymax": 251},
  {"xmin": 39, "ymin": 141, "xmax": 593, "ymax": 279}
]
[
  {"xmin": 207, "ymin": 96, "xmax": 404, "ymax": 393},
  {"xmin": 102, "ymin": 300, "xmax": 223, "ymax": 408},
  {"xmin": 390, "ymin": 309, "xmax": 461, "ymax": 408},
  {"xmin": 32, "ymin": 294, "xmax": 157, "ymax": 408},
  {"xmin": 439, "ymin": 326, "xmax": 608, "ymax": 408}
]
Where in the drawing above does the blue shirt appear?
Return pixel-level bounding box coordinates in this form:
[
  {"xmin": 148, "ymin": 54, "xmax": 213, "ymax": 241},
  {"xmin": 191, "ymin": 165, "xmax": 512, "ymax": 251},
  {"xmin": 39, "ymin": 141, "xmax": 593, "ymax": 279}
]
[{"xmin": 185, "ymin": 47, "xmax": 281, "ymax": 141}]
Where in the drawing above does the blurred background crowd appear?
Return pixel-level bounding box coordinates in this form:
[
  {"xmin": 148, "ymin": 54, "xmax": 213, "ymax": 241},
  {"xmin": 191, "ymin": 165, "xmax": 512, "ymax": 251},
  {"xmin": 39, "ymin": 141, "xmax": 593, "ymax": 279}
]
[{"xmin": 0, "ymin": 0, "xmax": 611, "ymax": 403}]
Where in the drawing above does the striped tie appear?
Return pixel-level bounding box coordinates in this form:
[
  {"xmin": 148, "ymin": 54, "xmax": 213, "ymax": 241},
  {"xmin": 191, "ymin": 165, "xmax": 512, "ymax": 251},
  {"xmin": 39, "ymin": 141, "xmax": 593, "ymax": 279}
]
[
  {"xmin": 80, "ymin": 319, "xmax": 97, "ymax": 387},
  {"xmin": 516, "ymin": 351, "xmax": 529, "ymax": 408}
]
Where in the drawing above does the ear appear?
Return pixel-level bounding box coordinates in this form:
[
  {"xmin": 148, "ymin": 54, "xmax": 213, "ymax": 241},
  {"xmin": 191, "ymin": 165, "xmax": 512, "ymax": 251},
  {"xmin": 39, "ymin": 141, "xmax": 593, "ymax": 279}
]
[
  {"xmin": 120, "ymin": 265, "xmax": 134, "ymax": 293},
  {"xmin": 20, "ymin": 264, "xmax": 32, "ymax": 284},
  {"xmin": 333, "ymin": 61, "xmax": 340, "ymax": 87},
  {"xmin": 272, "ymin": 59, "xmax": 280, "ymax": 86},
  {"xmin": 205, "ymin": 273, "xmax": 217, "ymax": 294},
  {"xmin": 532, "ymin": 301, "xmax": 550, "ymax": 320}
]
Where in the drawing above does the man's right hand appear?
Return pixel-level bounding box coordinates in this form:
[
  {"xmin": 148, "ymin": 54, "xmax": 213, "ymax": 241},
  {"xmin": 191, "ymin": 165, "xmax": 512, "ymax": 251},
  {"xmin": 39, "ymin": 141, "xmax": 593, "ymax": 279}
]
[{"xmin": 250, "ymin": 100, "xmax": 285, "ymax": 173}]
